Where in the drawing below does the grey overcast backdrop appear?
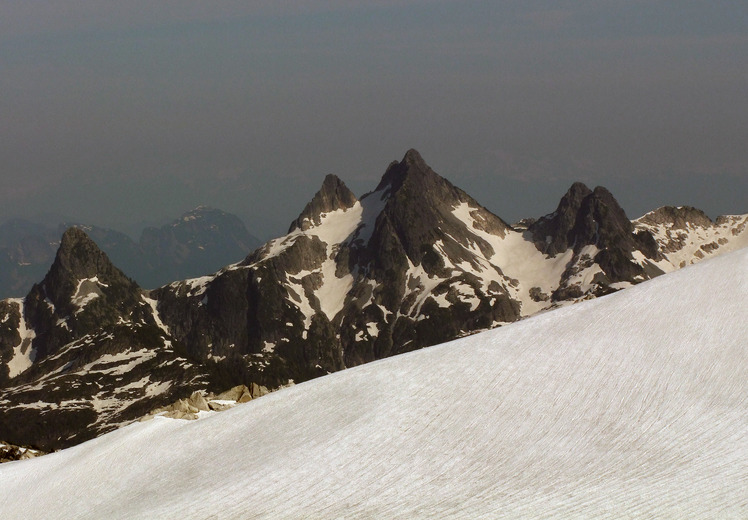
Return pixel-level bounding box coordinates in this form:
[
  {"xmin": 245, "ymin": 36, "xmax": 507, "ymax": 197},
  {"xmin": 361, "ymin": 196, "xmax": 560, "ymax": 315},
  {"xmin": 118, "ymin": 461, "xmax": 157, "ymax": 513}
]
[{"xmin": 1, "ymin": 1, "xmax": 746, "ymax": 239}]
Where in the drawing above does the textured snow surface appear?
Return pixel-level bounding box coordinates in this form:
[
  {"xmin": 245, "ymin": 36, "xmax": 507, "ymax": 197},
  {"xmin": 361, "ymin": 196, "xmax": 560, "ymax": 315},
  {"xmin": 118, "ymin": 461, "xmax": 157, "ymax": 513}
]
[{"xmin": 1, "ymin": 248, "xmax": 746, "ymax": 519}]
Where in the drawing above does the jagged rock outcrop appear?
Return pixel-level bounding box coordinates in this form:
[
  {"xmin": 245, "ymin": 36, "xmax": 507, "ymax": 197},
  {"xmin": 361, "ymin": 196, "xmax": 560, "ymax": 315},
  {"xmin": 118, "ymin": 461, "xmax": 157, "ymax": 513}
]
[
  {"xmin": 0, "ymin": 229, "xmax": 213, "ymax": 451},
  {"xmin": 141, "ymin": 384, "xmax": 269, "ymax": 421},
  {"xmin": 634, "ymin": 206, "xmax": 748, "ymax": 269},
  {"xmin": 0, "ymin": 441, "xmax": 45, "ymax": 463},
  {"xmin": 528, "ymin": 181, "xmax": 593, "ymax": 256},
  {"xmin": 289, "ymin": 174, "xmax": 358, "ymax": 231},
  {"xmin": 637, "ymin": 206, "xmax": 714, "ymax": 229},
  {"xmin": 528, "ymin": 183, "xmax": 663, "ymax": 300}
]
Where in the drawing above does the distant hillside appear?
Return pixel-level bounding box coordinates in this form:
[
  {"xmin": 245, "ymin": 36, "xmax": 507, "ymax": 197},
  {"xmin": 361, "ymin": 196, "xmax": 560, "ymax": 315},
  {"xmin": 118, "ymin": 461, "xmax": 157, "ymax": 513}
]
[{"xmin": 0, "ymin": 207, "xmax": 261, "ymax": 297}]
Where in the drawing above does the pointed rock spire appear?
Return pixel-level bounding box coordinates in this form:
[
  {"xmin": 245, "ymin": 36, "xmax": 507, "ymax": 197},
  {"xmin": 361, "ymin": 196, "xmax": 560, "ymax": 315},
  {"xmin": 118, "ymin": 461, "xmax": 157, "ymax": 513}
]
[
  {"xmin": 571, "ymin": 186, "xmax": 635, "ymax": 252},
  {"xmin": 373, "ymin": 148, "xmax": 441, "ymax": 196},
  {"xmin": 39, "ymin": 227, "xmax": 135, "ymax": 306},
  {"xmin": 363, "ymin": 149, "xmax": 510, "ymax": 266},
  {"xmin": 528, "ymin": 182, "xmax": 593, "ymax": 256},
  {"xmin": 530, "ymin": 183, "xmax": 660, "ymax": 283},
  {"xmin": 24, "ymin": 227, "xmax": 142, "ymax": 328},
  {"xmin": 530, "ymin": 182, "xmax": 637, "ymax": 255},
  {"xmin": 289, "ymin": 174, "xmax": 358, "ymax": 232}
]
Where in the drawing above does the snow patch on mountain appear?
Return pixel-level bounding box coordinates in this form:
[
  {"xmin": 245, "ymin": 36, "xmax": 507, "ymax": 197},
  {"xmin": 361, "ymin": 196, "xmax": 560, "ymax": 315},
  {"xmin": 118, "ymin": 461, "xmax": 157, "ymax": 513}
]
[
  {"xmin": 141, "ymin": 295, "xmax": 170, "ymax": 336},
  {"xmin": 404, "ymin": 260, "xmax": 450, "ymax": 316},
  {"xmin": 348, "ymin": 188, "xmax": 389, "ymax": 246},
  {"xmin": 71, "ymin": 277, "xmax": 108, "ymax": 314},
  {"xmin": 5, "ymin": 299, "xmax": 36, "ymax": 378},
  {"xmin": 634, "ymin": 211, "xmax": 748, "ymax": 271},
  {"xmin": 81, "ymin": 349, "xmax": 157, "ymax": 376},
  {"xmin": 451, "ymin": 202, "xmax": 572, "ymax": 315},
  {"xmin": 310, "ymin": 204, "xmax": 364, "ymax": 245}
]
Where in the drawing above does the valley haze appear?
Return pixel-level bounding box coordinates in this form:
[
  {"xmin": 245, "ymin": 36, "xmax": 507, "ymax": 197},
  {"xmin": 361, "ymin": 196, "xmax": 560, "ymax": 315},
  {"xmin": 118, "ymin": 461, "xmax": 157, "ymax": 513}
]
[{"xmin": 1, "ymin": 2, "xmax": 746, "ymax": 237}]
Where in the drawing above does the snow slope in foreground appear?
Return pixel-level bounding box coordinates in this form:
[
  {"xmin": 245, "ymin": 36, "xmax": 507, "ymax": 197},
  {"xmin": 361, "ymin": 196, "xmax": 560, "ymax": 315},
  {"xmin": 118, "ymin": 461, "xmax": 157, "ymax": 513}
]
[{"xmin": 1, "ymin": 248, "xmax": 747, "ymax": 519}]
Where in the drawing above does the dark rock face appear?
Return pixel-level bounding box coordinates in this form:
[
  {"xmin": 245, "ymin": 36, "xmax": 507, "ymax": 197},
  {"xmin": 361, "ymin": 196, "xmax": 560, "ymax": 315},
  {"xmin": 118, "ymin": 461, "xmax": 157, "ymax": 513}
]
[
  {"xmin": 529, "ymin": 182, "xmax": 592, "ymax": 256},
  {"xmin": 0, "ymin": 229, "xmax": 212, "ymax": 451},
  {"xmin": 22, "ymin": 228, "xmax": 148, "ymax": 360},
  {"xmin": 336, "ymin": 149, "xmax": 517, "ymax": 366},
  {"xmin": 529, "ymin": 183, "xmax": 663, "ymax": 298},
  {"xmin": 367, "ymin": 149, "xmax": 509, "ymax": 264},
  {"xmin": 289, "ymin": 175, "xmax": 358, "ymax": 232},
  {"xmin": 529, "ymin": 183, "xmax": 646, "ymax": 259},
  {"xmin": 0, "ymin": 301, "xmax": 21, "ymax": 386}
]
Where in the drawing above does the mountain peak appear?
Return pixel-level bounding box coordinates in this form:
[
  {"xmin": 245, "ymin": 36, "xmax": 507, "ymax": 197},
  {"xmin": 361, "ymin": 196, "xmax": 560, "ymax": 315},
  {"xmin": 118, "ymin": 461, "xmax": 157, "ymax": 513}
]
[
  {"xmin": 528, "ymin": 182, "xmax": 592, "ymax": 256},
  {"xmin": 529, "ymin": 182, "xmax": 660, "ymax": 285},
  {"xmin": 402, "ymin": 148, "xmax": 427, "ymax": 168},
  {"xmin": 374, "ymin": 148, "xmax": 440, "ymax": 196},
  {"xmin": 566, "ymin": 181, "xmax": 593, "ymax": 201},
  {"xmin": 529, "ymin": 182, "xmax": 642, "ymax": 256},
  {"xmin": 289, "ymin": 174, "xmax": 358, "ymax": 232},
  {"xmin": 56, "ymin": 227, "xmax": 111, "ymax": 275},
  {"xmin": 572, "ymin": 185, "xmax": 634, "ymax": 250},
  {"xmin": 33, "ymin": 227, "xmax": 138, "ymax": 311},
  {"xmin": 590, "ymin": 185, "xmax": 618, "ymax": 206}
]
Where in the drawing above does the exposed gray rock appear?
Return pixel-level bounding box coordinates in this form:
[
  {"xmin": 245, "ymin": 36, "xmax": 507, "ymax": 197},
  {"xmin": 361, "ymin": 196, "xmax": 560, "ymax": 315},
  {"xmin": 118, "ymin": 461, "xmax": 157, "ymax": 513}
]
[{"xmin": 289, "ymin": 175, "xmax": 358, "ymax": 232}]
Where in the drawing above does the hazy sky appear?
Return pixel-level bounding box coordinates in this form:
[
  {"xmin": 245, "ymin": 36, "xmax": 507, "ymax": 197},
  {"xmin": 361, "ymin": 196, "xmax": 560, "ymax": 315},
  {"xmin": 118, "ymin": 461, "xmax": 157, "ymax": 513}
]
[{"xmin": 1, "ymin": 1, "xmax": 746, "ymax": 239}]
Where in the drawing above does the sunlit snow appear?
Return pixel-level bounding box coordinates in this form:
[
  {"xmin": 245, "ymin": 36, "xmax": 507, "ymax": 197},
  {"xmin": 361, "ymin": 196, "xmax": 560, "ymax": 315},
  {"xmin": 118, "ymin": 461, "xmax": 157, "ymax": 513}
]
[
  {"xmin": 71, "ymin": 277, "xmax": 108, "ymax": 314},
  {"xmin": 5, "ymin": 298, "xmax": 37, "ymax": 378},
  {"xmin": 451, "ymin": 202, "xmax": 573, "ymax": 315}
]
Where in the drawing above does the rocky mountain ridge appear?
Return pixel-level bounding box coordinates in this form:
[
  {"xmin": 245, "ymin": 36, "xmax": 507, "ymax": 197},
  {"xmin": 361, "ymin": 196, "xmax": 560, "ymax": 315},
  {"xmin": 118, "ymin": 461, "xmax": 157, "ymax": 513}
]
[
  {"xmin": 0, "ymin": 207, "xmax": 261, "ymax": 298},
  {"xmin": 1, "ymin": 149, "xmax": 746, "ymax": 451}
]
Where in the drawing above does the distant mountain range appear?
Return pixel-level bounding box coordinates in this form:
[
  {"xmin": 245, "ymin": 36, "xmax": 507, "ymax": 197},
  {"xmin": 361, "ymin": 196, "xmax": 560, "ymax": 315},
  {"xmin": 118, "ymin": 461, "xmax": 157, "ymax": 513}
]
[
  {"xmin": 0, "ymin": 207, "xmax": 262, "ymax": 297},
  {"xmin": 1, "ymin": 149, "xmax": 746, "ymax": 451}
]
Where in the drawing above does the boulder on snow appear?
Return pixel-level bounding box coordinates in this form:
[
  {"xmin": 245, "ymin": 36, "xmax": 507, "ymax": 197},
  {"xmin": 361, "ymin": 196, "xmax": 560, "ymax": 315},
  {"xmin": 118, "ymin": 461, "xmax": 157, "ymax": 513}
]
[
  {"xmin": 249, "ymin": 383, "xmax": 269, "ymax": 399},
  {"xmin": 216, "ymin": 385, "xmax": 252, "ymax": 403}
]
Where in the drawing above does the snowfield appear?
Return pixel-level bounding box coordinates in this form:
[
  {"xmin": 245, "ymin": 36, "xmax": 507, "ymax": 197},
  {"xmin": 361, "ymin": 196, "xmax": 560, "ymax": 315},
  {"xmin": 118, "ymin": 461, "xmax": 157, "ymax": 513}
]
[{"xmin": 1, "ymin": 247, "xmax": 746, "ymax": 519}]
